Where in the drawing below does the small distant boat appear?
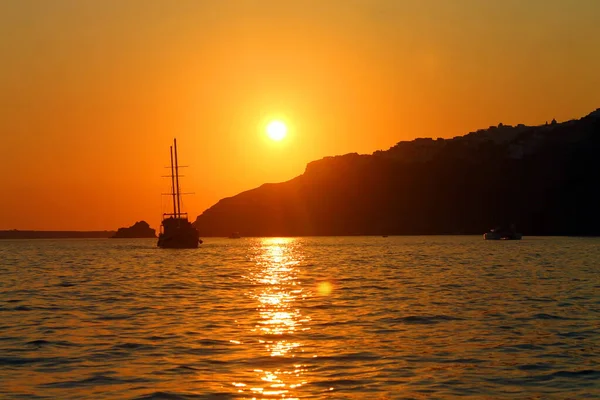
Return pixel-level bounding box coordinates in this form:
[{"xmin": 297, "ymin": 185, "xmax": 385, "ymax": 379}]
[
  {"xmin": 157, "ymin": 139, "xmax": 202, "ymax": 249},
  {"xmin": 484, "ymin": 225, "xmax": 522, "ymax": 240},
  {"xmin": 228, "ymin": 232, "xmax": 241, "ymax": 239}
]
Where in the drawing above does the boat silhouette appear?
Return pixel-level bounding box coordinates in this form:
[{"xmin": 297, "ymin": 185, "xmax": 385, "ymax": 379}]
[
  {"xmin": 483, "ymin": 224, "xmax": 522, "ymax": 240},
  {"xmin": 157, "ymin": 138, "xmax": 202, "ymax": 248}
]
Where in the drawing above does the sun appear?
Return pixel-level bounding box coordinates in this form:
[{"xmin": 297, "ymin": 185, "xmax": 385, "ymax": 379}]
[{"xmin": 266, "ymin": 120, "xmax": 287, "ymax": 141}]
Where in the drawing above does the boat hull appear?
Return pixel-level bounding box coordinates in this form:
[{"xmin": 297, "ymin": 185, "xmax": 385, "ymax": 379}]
[
  {"xmin": 484, "ymin": 232, "xmax": 522, "ymax": 240},
  {"xmin": 157, "ymin": 234, "xmax": 200, "ymax": 248},
  {"xmin": 157, "ymin": 217, "xmax": 202, "ymax": 248}
]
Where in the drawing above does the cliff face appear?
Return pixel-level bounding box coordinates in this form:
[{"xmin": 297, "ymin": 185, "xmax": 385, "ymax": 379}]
[
  {"xmin": 194, "ymin": 109, "xmax": 600, "ymax": 236},
  {"xmin": 111, "ymin": 221, "xmax": 156, "ymax": 238}
]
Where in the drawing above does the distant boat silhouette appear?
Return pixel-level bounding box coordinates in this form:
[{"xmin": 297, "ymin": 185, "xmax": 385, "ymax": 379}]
[
  {"xmin": 484, "ymin": 224, "xmax": 522, "ymax": 240},
  {"xmin": 228, "ymin": 232, "xmax": 241, "ymax": 239},
  {"xmin": 157, "ymin": 139, "xmax": 202, "ymax": 249}
]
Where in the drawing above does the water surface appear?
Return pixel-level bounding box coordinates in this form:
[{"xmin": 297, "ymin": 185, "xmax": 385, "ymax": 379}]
[{"xmin": 0, "ymin": 236, "xmax": 599, "ymax": 399}]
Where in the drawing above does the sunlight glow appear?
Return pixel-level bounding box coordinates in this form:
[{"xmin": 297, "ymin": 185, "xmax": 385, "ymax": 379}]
[
  {"xmin": 317, "ymin": 281, "xmax": 333, "ymax": 296},
  {"xmin": 236, "ymin": 237, "xmax": 308, "ymax": 399},
  {"xmin": 266, "ymin": 120, "xmax": 287, "ymax": 141}
]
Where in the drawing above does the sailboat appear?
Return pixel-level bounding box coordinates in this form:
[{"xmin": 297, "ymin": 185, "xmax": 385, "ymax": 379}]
[{"xmin": 157, "ymin": 138, "xmax": 202, "ymax": 248}]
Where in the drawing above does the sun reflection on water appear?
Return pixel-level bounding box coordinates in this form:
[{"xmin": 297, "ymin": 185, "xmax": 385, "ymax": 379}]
[{"xmin": 235, "ymin": 238, "xmax": 310, "ymax": 399}]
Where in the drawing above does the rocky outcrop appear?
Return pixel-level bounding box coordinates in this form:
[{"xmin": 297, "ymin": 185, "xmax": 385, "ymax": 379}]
[
  {"xmin": 111, "ymin": 221, "xmax": 156, "ymax": 238},
  {"xmin": 194, "ymin": 109, "xmax": 600, "ymax": 236}
]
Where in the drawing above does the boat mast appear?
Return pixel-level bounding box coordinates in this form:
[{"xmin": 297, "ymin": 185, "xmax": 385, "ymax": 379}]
[
  {"xmin": 174, "ymin": 138, "xmax": 182, "ymax": 218},
  {"xmin": 169, "ymin": 146, "xmax": 177, "ymax": 218}
]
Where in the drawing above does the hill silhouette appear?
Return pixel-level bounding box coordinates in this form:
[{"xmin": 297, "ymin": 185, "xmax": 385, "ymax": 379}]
[{"xmin": 194, "ymin": 109, "xmax": 600, "ymax": 237}]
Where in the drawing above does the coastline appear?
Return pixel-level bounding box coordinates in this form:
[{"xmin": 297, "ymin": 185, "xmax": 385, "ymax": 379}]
[{"xmin": 0, "ymin": 230, "xmax": 116, "ymax": 239}]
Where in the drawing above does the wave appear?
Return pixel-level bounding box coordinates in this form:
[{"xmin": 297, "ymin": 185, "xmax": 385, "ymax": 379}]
[
  {"xmin": 383, "ymin": 315, "xmax": 464, "ymax": 325},
  {"xmin": 0, "ymin": 356, "xmax": 47, "ymax": 366},
  {"xmin": 26, "ymin": 339, "xmax": 79, "ymax": 348},
  {"xmin": 531, "ymin": 313, "xmax": 576, "ymax": 320},
  {"xmin": 133, "ymin": 391, "xmax": 229, "ymax": 400},
  {"xmin": 41, "ymin": 374, "xmax": 153, "ymax": 388},
  {"xmin": 111, "ymin": 342, "xmax": 157, "ymax": 351},
  {"xmin": 485, "ymin": 369, "xmax": 600, "ymax": 386}
]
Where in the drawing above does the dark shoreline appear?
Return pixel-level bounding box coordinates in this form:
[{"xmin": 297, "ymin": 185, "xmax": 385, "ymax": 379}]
[
  {"xmin": 1, "ymin": 232, "xmax": 597, "ymax": 240},
  {"xmin": 0, "ymin": 231, "xmax": 116, "ymax": 239}
]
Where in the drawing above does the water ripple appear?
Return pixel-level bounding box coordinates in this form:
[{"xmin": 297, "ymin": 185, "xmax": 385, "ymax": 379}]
[{"xmin": 0, "ymin": 236, "xmax": 599, "ymax": 399}]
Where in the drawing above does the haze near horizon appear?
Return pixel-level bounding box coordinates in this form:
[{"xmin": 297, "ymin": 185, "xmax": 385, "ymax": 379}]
[{"xmin": 1, "ymin": 0, "xmax": 599, "ymax": 230}]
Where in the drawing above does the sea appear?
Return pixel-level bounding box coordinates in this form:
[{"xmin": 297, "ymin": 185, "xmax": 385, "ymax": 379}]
[{"xmin": 0, "ymin": 236, "xmax": 599, "ymax": 399}]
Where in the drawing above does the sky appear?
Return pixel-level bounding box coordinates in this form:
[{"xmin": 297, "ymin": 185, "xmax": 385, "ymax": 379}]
[{"xmin": 1, "ymin": 0, "xmax": 599, "ymax": 231}]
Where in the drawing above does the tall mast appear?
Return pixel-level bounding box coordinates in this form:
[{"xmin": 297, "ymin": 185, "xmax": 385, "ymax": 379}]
[
  {"xmin": 174, "ymin": 138, "xmax": 182, "ymax": 218},
  {"xmin": 169, "ymin": 146, "xmax": 177, "ymax": 217}
]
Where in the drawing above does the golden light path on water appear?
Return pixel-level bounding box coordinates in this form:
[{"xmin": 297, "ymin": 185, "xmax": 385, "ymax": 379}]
[{"xmin": 235, "ymin": 238, "xmax": 312, "ymax": 399}]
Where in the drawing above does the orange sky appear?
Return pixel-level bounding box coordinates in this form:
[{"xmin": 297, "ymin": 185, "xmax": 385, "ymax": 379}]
[{"xmin": 1, "ymin": 0, "xmax": 599, "ymax": 230}]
